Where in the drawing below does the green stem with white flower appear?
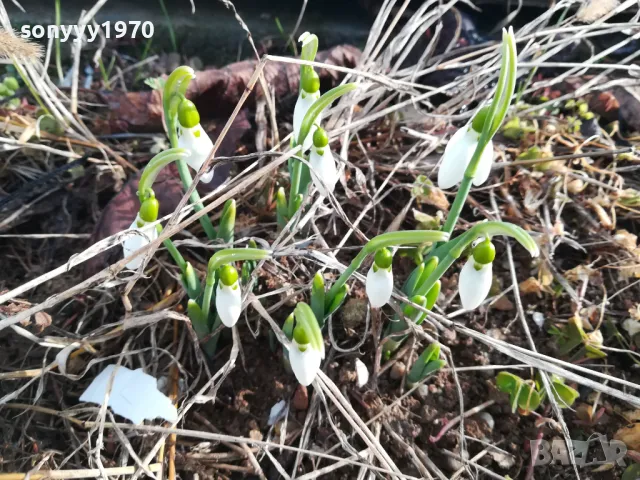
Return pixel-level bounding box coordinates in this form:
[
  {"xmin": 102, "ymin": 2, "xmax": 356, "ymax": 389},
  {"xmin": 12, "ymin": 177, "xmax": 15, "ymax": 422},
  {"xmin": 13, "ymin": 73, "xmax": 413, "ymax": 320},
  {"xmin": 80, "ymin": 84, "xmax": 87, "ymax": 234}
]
[
  {"xmin": 163, "ymin": 67, "xmax": 217, "ymax": 239},
  {"xmin": 413, "ymin": 221, "xmax": 538, "ymax": 298},
  {"xmin": 201, "ymin": 248, "xmax": 271, "ymax": 321},
  {"xmin": 285, "ymin": 83, "xmax": 359, "ymax": 220},
  {"xmin": 440, "ymin": 29, "xmax": 517, "ymax": 239},
  {"xmin": 324, "ymin": 230, "xmax": 449, "ymax": 310}
]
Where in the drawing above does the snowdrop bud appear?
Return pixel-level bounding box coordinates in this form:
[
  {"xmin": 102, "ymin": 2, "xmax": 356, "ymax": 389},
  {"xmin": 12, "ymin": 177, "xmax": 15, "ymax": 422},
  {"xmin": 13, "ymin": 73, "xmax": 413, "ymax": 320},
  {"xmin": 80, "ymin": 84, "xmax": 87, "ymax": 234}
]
[
  {"xmin": 366, "ymin": 248, "xmax": 394, "ymax": 308},
  {"xmin": 309, "ymin": 127, "xmax": 338, "ymax": 196},
  {"xmin": 458, "ymin": 240, "xmax": 495, "ymax": 311},
  {"xmin": 122, "ymin": 214, "xmax": 158, "ymax": 270},
  {"xmin": 437, "ymin": 106, "xmax": 494, "ymax": 190},
  {"xmin": 289, "ymin": 325, "xmax": 322, "ymax": 386},
  {"xmin": 215, "ymin": 265, "xmax": 242, "ymax": 327},
  {"xmin": 177, "ymin": 99, "xmax": 215, "ymax": 183}
]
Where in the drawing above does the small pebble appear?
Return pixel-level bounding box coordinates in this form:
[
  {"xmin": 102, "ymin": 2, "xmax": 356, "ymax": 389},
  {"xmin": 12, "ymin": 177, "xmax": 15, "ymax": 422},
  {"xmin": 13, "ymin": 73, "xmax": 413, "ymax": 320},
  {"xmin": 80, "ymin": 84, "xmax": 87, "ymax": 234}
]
[
  {"xmin": 532, "ymin": 311, "xmax": 545, "ymax": 329},
  {"xmin": 476, "ymin": 412, "xmax": 495, "ymax": 432},
  {"xmin": 415, "ymin": 385, "xmax": 430, "ymax": 401},
  {"xmin": 355, "ymin": 359, "xmax": 369, "ymax": 387},
  {"xmin": 390, "ymin": 361, "xmax": 406, "ymax": 380},
  {"xmin": 292, "ymin": 384, "xmax": 309, "ymax": 411}
]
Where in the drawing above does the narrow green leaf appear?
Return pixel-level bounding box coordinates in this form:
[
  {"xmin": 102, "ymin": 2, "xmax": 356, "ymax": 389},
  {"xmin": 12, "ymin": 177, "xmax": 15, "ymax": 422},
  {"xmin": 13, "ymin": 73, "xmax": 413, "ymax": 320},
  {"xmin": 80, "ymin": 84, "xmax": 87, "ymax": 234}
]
[{"xmin": 297, "ymin": 83, "xmax": 357, "ymax": 147}]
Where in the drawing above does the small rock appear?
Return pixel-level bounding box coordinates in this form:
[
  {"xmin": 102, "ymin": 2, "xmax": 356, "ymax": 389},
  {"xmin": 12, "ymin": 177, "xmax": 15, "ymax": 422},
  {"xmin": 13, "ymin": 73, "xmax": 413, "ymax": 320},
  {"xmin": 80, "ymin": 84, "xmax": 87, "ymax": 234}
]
[
  {"xmin": 532, "ymin": 312, "xmax": 545, "ymax": 329},
  {"xmin": 476, "ymin": 412, "xmax": 495, "ymax": 432},
  {"xmin": 390, "ymin": 361, "xmax": 406, "ymax": 380},
  {"xmin": 292, "ymin": 384, "xmax": 309, "ymax": 411},
  {"xmin": 441, "ymin": 328, "xmax": 457, "ymax": 345},
  {"xmin": 580, "ymin": 117, "xmax": 600, "ymax": 138},
  {"xmin": 487, "ymin": 328, "xmax": 506, "ymax": 341},
  {"xmin": 340, "ymin": 298, "xmax": 368, "ymax": 330},
  {"xmin": 443, "ymin": 448, "xmax": 469, "ymax": 471},
  {"xmin": 355, "ymin": 359, "xmax": 369, "ymax": 387},
  {"xmin": 415, "ymin": 385, "xmax": 430, "ymax": 401},
  {"xmin": 249, "ymin": 429, "xmax": 263, "ymax": 441}
]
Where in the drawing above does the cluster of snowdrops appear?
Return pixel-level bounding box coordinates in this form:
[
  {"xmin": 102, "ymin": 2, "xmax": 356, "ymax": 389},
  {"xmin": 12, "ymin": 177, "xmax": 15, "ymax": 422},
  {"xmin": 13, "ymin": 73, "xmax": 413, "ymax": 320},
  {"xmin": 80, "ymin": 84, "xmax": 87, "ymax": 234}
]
[{"xmin": 101, "ymin": 29, "xmax": 541, "ymax": 418}]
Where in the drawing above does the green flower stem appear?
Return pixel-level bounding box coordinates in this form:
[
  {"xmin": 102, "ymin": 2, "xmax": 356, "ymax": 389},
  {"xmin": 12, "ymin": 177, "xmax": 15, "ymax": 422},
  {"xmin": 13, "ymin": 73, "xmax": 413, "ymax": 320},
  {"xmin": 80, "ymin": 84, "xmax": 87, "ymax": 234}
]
[
  {"xmin": 440, "ymin": 177, "xmax": 473, "ymax": 239},
  {"xmin": 54, "ymin": 0, "xmax": 63, "ymax": 83},
  {"xmin": 206, "ymin": 248, "xmax": 271, "ymax": 283},
  {"xmin": 325, "ymin": 230, "xmax": 449, "ymax": 307},
  {"xmin": 440, "ymin": 31, "xmax": 517, "ymax": 239},
  {"xmin": 288, "ymin": 158, "xmax": 303, "ymax": 216},
  {"xmin": 297, "ymin": 83, "xmax": 358, "ymax": 147},
  {"xmin": 415, "ymin": 221, "xmax": 538, "ymax": 298},
  {"xmin": 201, "ymin": 280, "xmax": 214, "ymax": 327},
  {"xmin": 138, "ymin": 148, "xmax": 190, "ymax": 201},
  {"xmin": 157, "ymin": 225, "xmax": 186, "ymax": 271},
  {"xmin": 162, "ymin": 67, "xmax": 217, "ymax": 240}
]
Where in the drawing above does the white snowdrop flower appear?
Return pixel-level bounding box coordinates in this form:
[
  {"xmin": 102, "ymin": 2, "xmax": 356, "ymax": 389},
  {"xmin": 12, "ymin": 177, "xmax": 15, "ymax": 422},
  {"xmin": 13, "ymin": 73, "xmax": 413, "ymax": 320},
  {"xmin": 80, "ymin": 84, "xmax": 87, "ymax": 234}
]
[
  {"xmin": 122, "ymin": 214, "xmax": 158, "ymax": 270},
  {"xmin": 294, "ymin": 89, "xmax": 321, "ymax": 151},
  {"xmin": 177, "ymin": 99, "xmax": 215, "ymax": 183},
  {"xmin": 289, "ymin": 340, "xmax": 323, "ymax": 386},
  {"xmin": 458, "ymin": 238, "xmax": 495, "ymax": 311},
  {"xmin": 366, "ymin": 248, "xmax": 394, "ymax": 309},
  {"xmin": 215, "ymin": 265, "xmax": 242, "ymax": 327},
  {"xmin": 623, "ymin": 319, "xmax": 640, "ymax": 338},
  {"xmin": 80, "ymin": 365, "xmax": 177, "ymax": 424},
  {"xmin": 438, "ymin": 107, "xmax": 494, "ymax": 189},
  {"xmin": 288, "ymin": 303, "xmax": 325, "ymax": 386},
  {"xmin": 309, "ymin": 127, "xmax": 338, "ymax": 196}
]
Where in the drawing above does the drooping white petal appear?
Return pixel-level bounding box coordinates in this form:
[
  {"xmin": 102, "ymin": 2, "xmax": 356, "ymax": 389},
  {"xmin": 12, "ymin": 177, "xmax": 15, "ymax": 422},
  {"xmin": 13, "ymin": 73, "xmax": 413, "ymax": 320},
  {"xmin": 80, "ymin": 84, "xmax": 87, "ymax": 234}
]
[
  {"xmin": 293, "ymin": 90, "xmax": 320, "ymax": 151},
  {"xmin": 177, "ymin": 124, "xmax": 215, "ymax": 183},
  {"xmin": 355, "ymin": 358, "xmax": 369, "ymax": 388},
  {"xmin": 289, "ymin": 342, "xmax": 322, "ymax": 386},
  {"xmin": 310, "ymin": 146, "xmax": 338, "ymax": 196},
  {"xmin": 366, "ymin": 266, "xmax": 393, "ymax": 308},
  {"xmin": 437, "ymin": 127, "xmax": 478, "ymax": 189},
  {"xmin": 122, "ymin": 216, "xmax": 158, "ymax": 270},
  {"xmin": 472, "ymin": 138, "xmax": 494, "ymax": 186},
  {"xmin": 623, "ymin": 319, "xmax": 640, "ymax": 338},
  {"xmin": 216, "ymin": 281, "xmax": 242, "ymax": 327},
  {"xmin": 80, "ymin": 365, "xmax": 177, "ymax": 424},
  {"xmin": 459, "ymin": 257, "xmax": 492, "ymax": 311}
]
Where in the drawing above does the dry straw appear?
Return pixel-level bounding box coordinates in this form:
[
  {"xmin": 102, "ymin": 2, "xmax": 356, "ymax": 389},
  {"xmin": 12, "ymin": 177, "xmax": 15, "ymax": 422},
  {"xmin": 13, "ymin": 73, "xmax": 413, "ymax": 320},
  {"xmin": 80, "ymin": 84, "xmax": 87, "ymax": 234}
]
[{"xmin": 0, "ymin": 28, "xmax": 42, "ymax": 60}]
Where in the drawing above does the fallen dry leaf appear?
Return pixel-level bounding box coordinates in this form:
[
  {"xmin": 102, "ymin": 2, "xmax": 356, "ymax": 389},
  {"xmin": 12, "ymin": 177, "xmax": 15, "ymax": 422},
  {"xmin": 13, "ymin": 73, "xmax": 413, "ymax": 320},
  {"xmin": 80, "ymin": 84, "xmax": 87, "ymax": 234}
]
[
  {"xmin": 519, "ymin": 277, "xmax": 544, "ymax": 297},
  {"xmin": 34, "ymin": 311, "xmax": 52, "ymax": 332},
  {"xmin": 614, "ymin": 423, "xmax": 640, "ymax": 452},
  {"xmin": 614, "ymin": 229, "xmax": 638, "ymax": 251}
]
